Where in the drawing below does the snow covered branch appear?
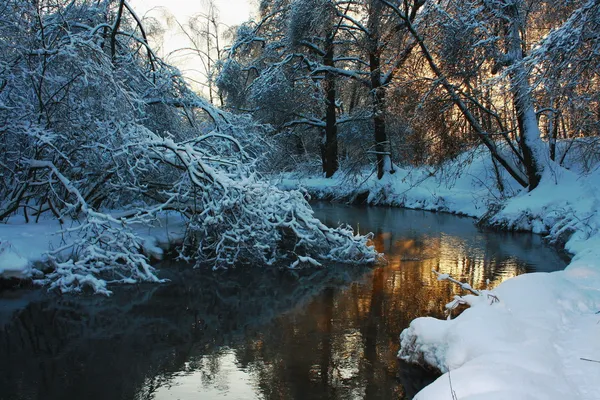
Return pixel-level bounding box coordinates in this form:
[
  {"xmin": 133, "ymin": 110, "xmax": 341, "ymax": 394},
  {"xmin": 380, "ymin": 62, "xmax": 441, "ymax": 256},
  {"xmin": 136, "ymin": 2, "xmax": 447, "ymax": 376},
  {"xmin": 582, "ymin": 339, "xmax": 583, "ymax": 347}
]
[{"xmin": 433, "ymin": 269, "xmax": 500, "ymax": 318}]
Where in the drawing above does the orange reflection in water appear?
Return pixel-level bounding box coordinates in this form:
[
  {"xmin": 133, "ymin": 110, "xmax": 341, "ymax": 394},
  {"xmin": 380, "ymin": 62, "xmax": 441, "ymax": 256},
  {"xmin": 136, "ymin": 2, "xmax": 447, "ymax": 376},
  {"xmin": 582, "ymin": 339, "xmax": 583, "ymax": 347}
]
[{"xmin": 214, "ymin": 205, "xmax": 567, "ymax": 399}]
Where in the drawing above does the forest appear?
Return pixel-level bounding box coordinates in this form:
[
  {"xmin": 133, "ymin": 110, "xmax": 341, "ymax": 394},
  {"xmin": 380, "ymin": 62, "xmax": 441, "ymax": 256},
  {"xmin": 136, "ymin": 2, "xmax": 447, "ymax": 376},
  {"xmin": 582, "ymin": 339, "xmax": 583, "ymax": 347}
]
[
  {"xmin": 217, "ymin": 0, "xmax": 599, "ymax": 185},
  {"xmin": 1, "ymin": 0, "xmax": 600, "ymax": 399}
]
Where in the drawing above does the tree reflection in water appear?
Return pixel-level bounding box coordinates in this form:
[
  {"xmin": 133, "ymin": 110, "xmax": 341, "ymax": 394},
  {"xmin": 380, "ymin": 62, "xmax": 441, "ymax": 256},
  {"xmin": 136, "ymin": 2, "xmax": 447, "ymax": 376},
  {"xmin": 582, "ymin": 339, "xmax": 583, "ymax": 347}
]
[{"xmin": 0, "ymin": 205, "xmax": 566, "ymax": 400}]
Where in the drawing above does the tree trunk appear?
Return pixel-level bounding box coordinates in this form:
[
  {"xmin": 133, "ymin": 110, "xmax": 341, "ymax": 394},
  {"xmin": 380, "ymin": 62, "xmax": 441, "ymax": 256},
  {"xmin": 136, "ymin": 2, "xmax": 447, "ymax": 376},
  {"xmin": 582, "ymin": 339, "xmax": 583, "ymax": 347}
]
[
  {"xmin": 110, "ymin": 0, "xmax": 126, "ymax": 62},
  {"xmin": 369, "ymin": 0, "xmax": 393, "ymax": 179},
  {"xmin": 322, "ymin": 34, "xmax": 338, "ymax": 178},
  {"xmin": 514, "ymin": 100, "xmax": 542, "ymax": 189},
  {"xmin": 549, "ymin": 110, "xmax": 559, "ymax": 161},
  {"xmin": 370, "ymin": 62, "xmax": 391, "ymax": 179},
  {"xmin": 505, "ymin": 2, "xmax": 544, "ymax": 190}
]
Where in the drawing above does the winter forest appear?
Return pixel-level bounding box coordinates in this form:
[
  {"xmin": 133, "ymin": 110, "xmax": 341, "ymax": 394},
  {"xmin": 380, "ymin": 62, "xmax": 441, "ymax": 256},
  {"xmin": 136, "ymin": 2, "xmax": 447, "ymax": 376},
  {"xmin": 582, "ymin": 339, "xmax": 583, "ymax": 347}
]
[{"xmin": 1, "ymin": 0, "xmax": 600, "ymax": 399}]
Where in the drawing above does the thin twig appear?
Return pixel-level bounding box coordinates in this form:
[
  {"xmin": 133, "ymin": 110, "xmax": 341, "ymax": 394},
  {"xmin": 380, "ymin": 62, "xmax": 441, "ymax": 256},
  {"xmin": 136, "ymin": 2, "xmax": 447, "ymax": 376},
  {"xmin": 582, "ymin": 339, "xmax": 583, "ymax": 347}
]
[{"xmin": 580, "ymin": 358, "xmax": 600, "ymax": 364}]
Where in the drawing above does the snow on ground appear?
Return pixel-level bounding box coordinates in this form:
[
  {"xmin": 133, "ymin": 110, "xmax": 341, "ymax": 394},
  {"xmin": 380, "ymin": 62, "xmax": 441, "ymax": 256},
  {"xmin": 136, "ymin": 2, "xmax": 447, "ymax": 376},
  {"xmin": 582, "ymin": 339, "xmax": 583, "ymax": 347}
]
[
  {"xmin": 278, "ymin": 148, "xmax": 600, "ymax": 400},
  {"xmin": 0, "ymin": 242, "xmax": 31, "ymax": 279},
  {"xmin": 400, "ymin": 167, "xmax": 598, "ymax": 400},
  {"xmin": 278, "ymin": 148, "xmax": 521, "ymax": 218},
  {"xmin": 0, "ymin": 212, "xmax": 186, "ymax": 281}
]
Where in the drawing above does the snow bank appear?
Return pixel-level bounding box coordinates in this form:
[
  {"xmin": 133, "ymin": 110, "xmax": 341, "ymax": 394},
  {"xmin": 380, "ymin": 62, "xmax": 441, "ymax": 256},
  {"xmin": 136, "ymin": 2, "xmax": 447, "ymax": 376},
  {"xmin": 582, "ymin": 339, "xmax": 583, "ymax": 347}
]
[
  {"xmin": 397, "ymin": 167, "xmax": 600, "ymax": 399},
  {"xmin": 278, "ymin": 148, "xmax": 521, "ymax": 218},
  {"xmin": 0, "ymin": 213, "xmax": 186, "ymax": 282},
  {"xmin": 400, "ymin": 269, "xmax": 600, "ymax": 399},
  {"xmin": 0, "ymin": 242, "xmax": 30, "ymax": 279}
]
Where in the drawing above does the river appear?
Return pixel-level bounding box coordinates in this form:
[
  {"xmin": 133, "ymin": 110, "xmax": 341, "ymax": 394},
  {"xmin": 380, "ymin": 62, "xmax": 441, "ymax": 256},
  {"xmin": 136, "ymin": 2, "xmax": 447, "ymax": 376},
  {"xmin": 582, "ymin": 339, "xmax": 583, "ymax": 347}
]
[{"xmin": 0, "ymin": 204, "xmax": 567, "ymax": 399}]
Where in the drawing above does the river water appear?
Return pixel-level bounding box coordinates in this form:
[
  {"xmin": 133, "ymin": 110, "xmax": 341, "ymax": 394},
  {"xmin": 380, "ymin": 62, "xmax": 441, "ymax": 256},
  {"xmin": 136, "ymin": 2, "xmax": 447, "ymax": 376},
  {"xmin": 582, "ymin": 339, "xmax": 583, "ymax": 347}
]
[{"xmin": 0, "ymin": 204, "xmax": 567, "ymax": 400}]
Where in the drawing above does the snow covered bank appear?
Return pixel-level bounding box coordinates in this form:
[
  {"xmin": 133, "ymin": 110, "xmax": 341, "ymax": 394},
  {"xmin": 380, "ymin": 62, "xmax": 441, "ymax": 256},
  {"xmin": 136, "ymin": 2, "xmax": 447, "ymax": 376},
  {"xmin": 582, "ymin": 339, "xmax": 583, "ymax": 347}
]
[
  {"xmin": 278, "ymin": 149, "xmax": 600, "ymax": 399},
  {"xmin": 399, "ymin": 268, "xmax": 600, "ymax": 399},
  {"xmin": 278, "ymin": 148, "xmax": 520, "ymax": 218},
  {"xmin": 0, "ymin": 213, "xmax": 187, "ymax": 284},
  {"xmin": 397, "ymin": 170, "xmax": 600, "ymax": 398}
]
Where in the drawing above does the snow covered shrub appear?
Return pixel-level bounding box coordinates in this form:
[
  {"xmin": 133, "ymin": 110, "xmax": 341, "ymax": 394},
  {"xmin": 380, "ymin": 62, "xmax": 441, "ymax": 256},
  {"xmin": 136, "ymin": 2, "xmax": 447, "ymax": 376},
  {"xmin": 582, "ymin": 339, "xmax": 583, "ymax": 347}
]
[
  {"xmin": 0, "ymin": 0, "xmax": 379, "ymax": 294},
  {"xmin": 248, "ymin": 67, "xmax": 296, "ymax": 125}
]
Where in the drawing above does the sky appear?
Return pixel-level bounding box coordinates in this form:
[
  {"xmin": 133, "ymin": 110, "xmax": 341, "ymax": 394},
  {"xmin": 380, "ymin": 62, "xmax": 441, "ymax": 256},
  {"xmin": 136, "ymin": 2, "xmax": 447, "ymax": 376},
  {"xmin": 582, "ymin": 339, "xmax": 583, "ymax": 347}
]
[
  {"xmin": 130, "ymin": 0, "xmax": 255, "ymax": 28},
  {"xmin": 129, "ymin": 0, "xmax": 257, "ymax": 92}
]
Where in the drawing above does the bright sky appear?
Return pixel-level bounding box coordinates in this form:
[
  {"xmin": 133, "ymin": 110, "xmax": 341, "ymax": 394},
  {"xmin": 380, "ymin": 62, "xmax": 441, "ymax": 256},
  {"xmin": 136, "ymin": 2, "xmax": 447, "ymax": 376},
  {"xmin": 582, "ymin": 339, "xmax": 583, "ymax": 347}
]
[
  {"xmin": 131, "ymin": 0, "xmax": 255, "ymax": 28},
  {"xmin": 129, "ymin": 0, "xmax": 257, "ymax": 92}
]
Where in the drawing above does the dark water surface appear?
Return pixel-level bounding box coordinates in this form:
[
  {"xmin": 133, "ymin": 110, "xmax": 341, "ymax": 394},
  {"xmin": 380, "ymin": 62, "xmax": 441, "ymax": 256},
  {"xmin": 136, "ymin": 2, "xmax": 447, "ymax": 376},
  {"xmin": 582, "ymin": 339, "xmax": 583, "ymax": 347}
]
[{"xmin": 0, "ymin": 204, "xmax": 567, "ymax": 400}]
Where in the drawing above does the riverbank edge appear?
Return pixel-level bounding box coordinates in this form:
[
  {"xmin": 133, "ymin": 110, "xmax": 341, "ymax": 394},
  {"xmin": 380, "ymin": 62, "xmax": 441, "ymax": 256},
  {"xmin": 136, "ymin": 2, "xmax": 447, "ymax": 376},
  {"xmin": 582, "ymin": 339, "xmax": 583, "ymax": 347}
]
[
  {"xmin": 277, "ymin": 167, "xmax": 600, "ymax": 399},
  {"xmin": 284, "ymin": 176, "xmax": 572, "ymax": 257},
  {"xmin": 0, "ymin": 212, "xmax": 188, "ymax": 287}
]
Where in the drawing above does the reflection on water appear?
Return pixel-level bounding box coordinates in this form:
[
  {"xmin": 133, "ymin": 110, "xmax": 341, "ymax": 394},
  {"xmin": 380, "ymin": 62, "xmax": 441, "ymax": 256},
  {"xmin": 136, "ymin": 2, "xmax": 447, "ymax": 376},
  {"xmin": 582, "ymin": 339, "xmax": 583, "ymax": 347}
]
[{"xmin": 0, "ymin": 205, "xmax": 566, "ymax": 400}]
